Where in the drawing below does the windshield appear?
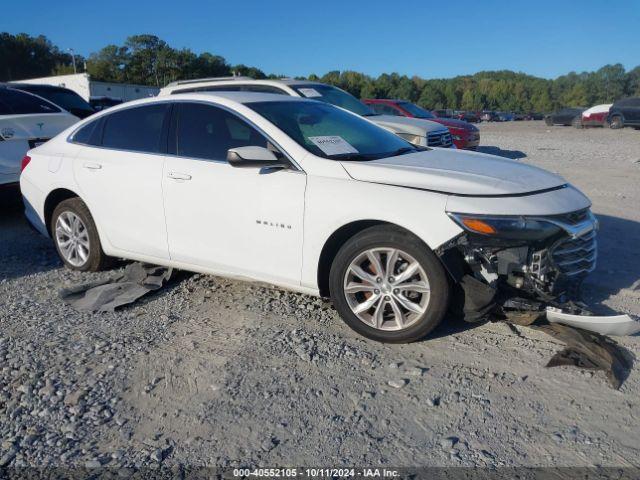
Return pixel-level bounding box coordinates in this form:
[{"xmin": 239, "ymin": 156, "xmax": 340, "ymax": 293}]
[
  {"xmin": 247, "ymin": 100, "xmax": 419, "ymax": 161},
  {"xmin": 289, "ymin": 84, "xmax": 375, "ymax": 117},
  {"xmin": 399, "ymin": 102, "xmax": 435, "ymax": 119},
  {"xmin": 22, "ymin": 87, "xmax": 94, "ymax": 117}
]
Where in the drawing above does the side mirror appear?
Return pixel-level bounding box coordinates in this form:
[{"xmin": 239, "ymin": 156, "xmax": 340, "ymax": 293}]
[{"xmin": 227, "ymin": 146, "xmax": 286, "ymax": 168}]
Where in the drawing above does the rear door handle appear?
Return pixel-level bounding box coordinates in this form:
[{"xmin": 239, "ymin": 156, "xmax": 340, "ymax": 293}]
[
  {"xmin": 167, "ymin": 172, "xmax": 192, "ymax": 181},
  {"xmin": 83, "ymin": 162, "xmax": 102, "ymax": 170}
]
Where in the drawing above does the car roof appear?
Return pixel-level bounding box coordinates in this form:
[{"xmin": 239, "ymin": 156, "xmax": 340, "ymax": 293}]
[
  {"xmin": 7, "ymin": 83, "xmax": 71, "ymax": 92},
  {"xmin": 169, "ymin": 91, "xmax": 310, "ymax": 104},
  {"xmin": 93, "ymin": 91, "xmax": 313, "ymax": 116},
  {"xmin": 164, "ymin": 77, "xmax": 324, "ymax": 89},
  {"xmin": 363, "ymin": 98, "xmax": 407, "ymax": 104}
]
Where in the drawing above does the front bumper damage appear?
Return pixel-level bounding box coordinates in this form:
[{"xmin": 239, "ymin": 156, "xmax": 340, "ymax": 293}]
[{"xmin": 439, "ymin": 208, "xmax": 640, "ymax": 336}]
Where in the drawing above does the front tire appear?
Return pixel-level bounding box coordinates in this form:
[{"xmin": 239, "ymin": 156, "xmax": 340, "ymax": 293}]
[
  {"xmin": 329, "ymin": 226, "xmax": 450, "ymax": 343},
  {"xmin": 609, "ymin": 115, "xmax": 624, "ymax": 129},
  {"xmin": 545, "ymin": 116, "xmax": 554, "ymax": 126},
  {"xmin": 51, "ymin": 198, "xmax": 112, "ymax": 271}
]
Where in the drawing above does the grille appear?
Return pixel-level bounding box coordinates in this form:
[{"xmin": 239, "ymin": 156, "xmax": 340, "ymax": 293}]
[
  {"xmin": 551, "ymin": 229, "xmax": 597, "ymax": 276},
  {"xmin": 427, "ymin": 131, "xmax": 453, "ymax": 148},
  {"xmin": 548, "ymin": 208, "xmax": 590, "ymax": 225}
]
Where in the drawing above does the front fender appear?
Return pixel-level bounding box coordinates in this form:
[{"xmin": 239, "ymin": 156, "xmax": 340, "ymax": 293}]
[{"xmin": 301, "ymin": 176, "xmax": 462, "ymax": 290}]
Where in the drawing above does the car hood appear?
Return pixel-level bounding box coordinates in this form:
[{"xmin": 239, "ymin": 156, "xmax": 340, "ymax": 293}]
[
  {"xmin": 340, "ymin": 149, "xmax": 567, "ymax": 196},
  {"xmin": 368, "ymin": 115, "xmax": 448, "ymax": 135},
  {"xmin": 431, "ymin": 117, "xmax": 477, "ymax": 131}
]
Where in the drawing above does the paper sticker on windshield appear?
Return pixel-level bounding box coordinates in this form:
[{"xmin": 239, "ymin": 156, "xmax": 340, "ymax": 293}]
[
  {"xmin": 298, "ymin": 88, "xmax": 322, "ymax": 98},
  {"xmin": 309, "ymin": 136, "xmax": 358, "ymax": 156}
]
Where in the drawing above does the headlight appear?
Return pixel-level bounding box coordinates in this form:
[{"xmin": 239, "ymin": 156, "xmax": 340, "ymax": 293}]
[
  {"xmin": 448, "ymin": 213, "xmax": 562, "ymax": 241},
  {"xmin": 396, "ymin": 133, "xmax": 426, "ymax": 146}
]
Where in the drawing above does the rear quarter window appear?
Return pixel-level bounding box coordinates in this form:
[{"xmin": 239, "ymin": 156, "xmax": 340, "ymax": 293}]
[{"xmin": 71, "ymin": 119, "xmax": 101, "ymax": 145}]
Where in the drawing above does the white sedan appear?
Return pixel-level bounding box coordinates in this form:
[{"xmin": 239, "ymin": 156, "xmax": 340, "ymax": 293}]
[{"xmin": 21, "ymin": 92, "xmax": 598, "ymax": 342}]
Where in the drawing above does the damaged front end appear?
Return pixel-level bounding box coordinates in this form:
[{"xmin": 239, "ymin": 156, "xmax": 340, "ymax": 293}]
[{"xmin": 439, "ymin": 208, "xmax": 599, "ymax": 322}]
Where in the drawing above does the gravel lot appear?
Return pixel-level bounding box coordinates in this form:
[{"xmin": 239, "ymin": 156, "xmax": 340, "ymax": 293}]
[{"xmin": 1, "ymin": 121, "xmax": 639, "ymax": 470}]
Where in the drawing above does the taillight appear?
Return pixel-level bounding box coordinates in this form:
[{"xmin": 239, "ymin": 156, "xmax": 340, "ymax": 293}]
[{"xmin": 21, "ymin": 155, "xmax": 31, "ymax": 172}]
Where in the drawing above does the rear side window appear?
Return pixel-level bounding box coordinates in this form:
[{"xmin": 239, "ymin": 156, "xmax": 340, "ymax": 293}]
[
  {"xmin": 370, "ymin": 103, "xmax": 400, "ymax": 116},
  {"xmin": 0, "ymin": 88, "xmax": 61, "ymax": 115},
  {"xmin": 101, "ymin": 104, "xmax": 170, "ymax": 153},
  {"xmin": 173, "ymin": 102, "xmax": 267, "ymax": 161}
]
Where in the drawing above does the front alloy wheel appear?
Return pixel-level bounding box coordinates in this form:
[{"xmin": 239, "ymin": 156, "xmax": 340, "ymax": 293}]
[
  {"xmin": 343, "ymin": 248, "xmax": 430, "ymax": 331},
  {"xmin": 329, "ymin": 225, "xmax": 450, "ymax": 343}
]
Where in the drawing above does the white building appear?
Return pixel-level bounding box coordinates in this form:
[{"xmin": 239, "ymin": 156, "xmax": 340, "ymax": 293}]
[{"xmin": 12, "ymin": 73, "xmax": 159, "ymax": 103}]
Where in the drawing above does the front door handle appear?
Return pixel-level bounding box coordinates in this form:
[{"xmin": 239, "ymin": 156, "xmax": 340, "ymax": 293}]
[
  {"xmin": 83, "ymin": 162, "xmax": 102, "ymax": 170},
  {"xmin": 167, "ymin": 172, "xmax": 192, "ymax": 181}
]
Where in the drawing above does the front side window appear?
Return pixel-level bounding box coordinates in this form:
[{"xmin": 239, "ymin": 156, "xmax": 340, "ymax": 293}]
[
  {"xmin": 398, "ymin": 102, "xmax": 436, "ymax": 119},
  {"xmin": 0, "ymin": 88, "xmax": 61, "ymax": 115},
  {"xmin": 248, "ymin": 100, "xmax": 417, "ymax": 161},
  {"xmin": 289, "ymin": 84, "xmax": 374, "ymax": 117},
  {"xmin": 174, "ymin": 102, "xmax": 268, "ymax": 161},
  {"xmin": 101, "ymin": 104, "xmax": 169, "ymax": 153}
]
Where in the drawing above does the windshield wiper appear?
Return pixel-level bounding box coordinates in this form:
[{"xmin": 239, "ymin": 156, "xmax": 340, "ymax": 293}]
[
  {"xmin": 361, "ymin": 112, "xmax": 381, "ymax": 117},
  {"xmin": 388, "ymin": 147, "xmax": 418, "ymax": 157},
  {"xmin": 329, "ymin": 152, "xmax": 377, "ymax": 161}
]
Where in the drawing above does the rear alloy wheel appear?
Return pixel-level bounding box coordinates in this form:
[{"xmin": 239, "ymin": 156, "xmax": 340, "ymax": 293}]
[
  {"xmin": 51, "ymin": 198, "xmax": 112, "ymax": 271},
  {"xmin": 609, "ymin": 115, "xmax": 624, "ymax": 129},
  {"xmin": 329, "ymin": 226, "xmax": 449, "ymax": 343},
  {"xmin": 55, "ymin": 211, "xmax": 91, "ymax": 267}
]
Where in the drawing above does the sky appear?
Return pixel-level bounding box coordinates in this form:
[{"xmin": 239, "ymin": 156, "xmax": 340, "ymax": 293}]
[{"xmin": 3, "ymin": 0, "xmax": 639, "ymax": 79}]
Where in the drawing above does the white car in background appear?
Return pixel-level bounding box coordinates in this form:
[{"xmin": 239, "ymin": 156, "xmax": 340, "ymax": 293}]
[
  {"xmin": 159, "ymin": 77, "xmax": 455, "ymax": 149},
  {"xmin": 21, "ymin": 92, "xmax": 602, "ymax": 343},
  {"xmin": 1, "ymin": 86, "xmax": 78, "ymax": 187}
]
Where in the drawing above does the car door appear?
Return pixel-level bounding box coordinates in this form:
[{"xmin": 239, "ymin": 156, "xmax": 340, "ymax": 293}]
[
  {"xmin": 627, "ymin": 98, "xmax": 640, "ymax": 124},
  {"xmin": 73, "ymin": 103, "xmax": 171, "ymax": 260},
  {"xmin": 162, "ymin": 102, "xmax": 306, "ymax": 286}
]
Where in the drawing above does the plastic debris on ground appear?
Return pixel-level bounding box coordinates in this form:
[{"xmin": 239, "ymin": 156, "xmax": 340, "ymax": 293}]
[{"xmin": 60, "ymin": 262, "xmax": 173, "ymax": 313}]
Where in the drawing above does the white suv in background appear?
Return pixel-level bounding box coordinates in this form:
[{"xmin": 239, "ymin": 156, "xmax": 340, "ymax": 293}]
[
  {"xmin": 0, "ymin": 86, "xmax": 78, "ymax": 187},
  {"xmin": 21, "ymin": 92, "xmax": 600, "ymax": 343},
  {"xmin": 159, "ymin": 77, "xmax": 454, "ymax": 149}
]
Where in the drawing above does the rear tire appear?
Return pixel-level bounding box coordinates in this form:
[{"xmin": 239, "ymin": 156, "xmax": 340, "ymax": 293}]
[
  {"xmin": 51, "ymin": 198, "xmax": 112, "ymax": 272},
  {"xmin": 329, "ymin": 225, "xmax": 450, "ymax": 343},
  {"xmin": 545, "ymin": 117, "xmax": 553, "ymax": 126},
  {"xmin": 609, "ymin": 115, "xmax": 624, "ymax": 129},
  {"xmin": 572, "ymin": 116, "xmax": 583, "ymax": 128}
]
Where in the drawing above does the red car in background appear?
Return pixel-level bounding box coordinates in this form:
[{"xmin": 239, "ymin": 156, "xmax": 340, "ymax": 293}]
[
  {"xmin": 363, "ymin": 99, "xmax": 480, "ymax": 150},
  {"xmin": 580, "ymin": 104, "xmax": 612, "ymax": 128}
]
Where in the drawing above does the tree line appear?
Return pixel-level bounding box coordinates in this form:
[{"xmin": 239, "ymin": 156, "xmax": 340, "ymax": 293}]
[{"xmin": 2, "ymin": 32, "xmax": 639, "ymax": 113}]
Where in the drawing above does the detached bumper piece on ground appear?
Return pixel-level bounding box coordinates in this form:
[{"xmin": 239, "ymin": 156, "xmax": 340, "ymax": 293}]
[{"xmin": 60, "ymin": 263, "xmax": 173, "ymax": 313}]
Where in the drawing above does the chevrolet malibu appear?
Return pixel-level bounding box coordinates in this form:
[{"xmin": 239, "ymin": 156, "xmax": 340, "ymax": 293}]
[{"xmin": 20, "ymin": 92, "xmax": 598, "ymax": 343}]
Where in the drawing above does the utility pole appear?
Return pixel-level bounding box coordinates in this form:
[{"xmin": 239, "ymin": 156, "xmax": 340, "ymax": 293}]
[{"xmin": 68, "ymin": 48, "xmax": 77, "ymax": 74}]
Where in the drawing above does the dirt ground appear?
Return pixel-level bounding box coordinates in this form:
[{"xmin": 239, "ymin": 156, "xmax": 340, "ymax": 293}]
[{"xmin": 1, "ymin": 121, "xmax": 639, "ymax": 470}]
